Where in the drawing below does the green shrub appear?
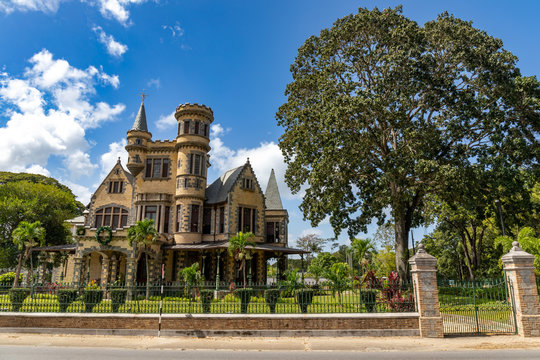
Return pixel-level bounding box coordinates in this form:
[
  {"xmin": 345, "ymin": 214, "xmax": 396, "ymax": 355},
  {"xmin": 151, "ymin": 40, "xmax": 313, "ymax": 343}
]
[
  {"xmin": 264, "ymin": 289, "xmax": 280, "ymax": 313},
  {"xmin": 0, "ymin": 272, "xmax": 22, "ymax": 285},
  {"xmin": 57, "ymin": 289, "xmax": 78, "ymax": 312},
  {"xmin": 222, "ymin": 293, "xmax": 240, "ymax": 303},
  {"xmin": 9, "ymin": 288, "xmax": 30, "ymax": 312},
  {"xmin": 110, "ymin": 289, "xmax": 128, "ymax": 313},
  {"xmin": 295, "ymin": 289, "xmax": 314, "ymax": 313},
  {"xmin": 234, "ymin": 288, "xmax": 254, "ymax": 314},
  {"xmin": 361, "ymin": 289, "xmax": 378, "ymax": 312},
  {"xmin": 83, "ymin": 289, "xmax": 103, "ymax": 313},
  {"xmin": 200, "ymin": 289, "xmax": 214, "ymax": 313}
]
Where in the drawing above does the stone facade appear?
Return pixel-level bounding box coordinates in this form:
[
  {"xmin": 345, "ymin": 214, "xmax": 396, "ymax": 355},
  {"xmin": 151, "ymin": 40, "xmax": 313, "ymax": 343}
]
[
  {"xmin": 502, "ymin": 241, "xmax": 540, "ymax": 337},
  {"xmin": 40, "ymin": 101, "xmax": 297, "ymax": 288}
]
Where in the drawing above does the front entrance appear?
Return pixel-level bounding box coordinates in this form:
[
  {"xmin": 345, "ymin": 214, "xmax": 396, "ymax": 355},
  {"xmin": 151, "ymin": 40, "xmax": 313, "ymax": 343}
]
[{"xmin": 438, "ymin": 278, "xmax": 517, "ymax": 335}]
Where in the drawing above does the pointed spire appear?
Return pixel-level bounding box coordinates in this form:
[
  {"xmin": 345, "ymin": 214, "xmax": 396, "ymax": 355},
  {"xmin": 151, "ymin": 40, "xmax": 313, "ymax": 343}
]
[
  {"xmin": 131, "ymin": 102, "xmax": 148, "ymax": 132},
  {"xmin": 265, "ymin": 169, "xmax": 283, "ymax": 210}
]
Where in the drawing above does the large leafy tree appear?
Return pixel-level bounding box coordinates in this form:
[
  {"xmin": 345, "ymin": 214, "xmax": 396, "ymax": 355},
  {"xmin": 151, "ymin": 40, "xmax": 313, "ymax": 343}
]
[
  {"xmin": 12, "ymin": 221, "xmax": 46, "ymax": 287},
  {"xmin": 0, "ymin": 180, "xmax": 80, "ymax": 268},
  {"xmin": 276, "ymin": 7, "xmax": 540, "ymax": 279},
  {"xmin": 228, "ymin": 231, "xmax": 256, "ymax": 287},
  {"xmin": 127, "ymin": 219, "xmax": 158, "ymax": 299}
]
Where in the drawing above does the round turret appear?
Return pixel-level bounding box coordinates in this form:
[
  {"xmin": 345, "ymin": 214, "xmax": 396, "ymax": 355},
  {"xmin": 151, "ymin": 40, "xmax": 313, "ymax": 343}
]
[{"xmin": 173, "ymin": 103, "xmax": 214, "ymax": 244}]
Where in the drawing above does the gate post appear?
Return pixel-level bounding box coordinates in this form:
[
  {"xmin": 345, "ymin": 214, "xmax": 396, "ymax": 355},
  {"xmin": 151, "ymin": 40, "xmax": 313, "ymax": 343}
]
[
  {"xmin": 502, "ymin": 241, "xmax": 540, "ymax": 337},
  {"xmin": 409, "ymin": 244, "xmax": 444, "ymax": 338}
]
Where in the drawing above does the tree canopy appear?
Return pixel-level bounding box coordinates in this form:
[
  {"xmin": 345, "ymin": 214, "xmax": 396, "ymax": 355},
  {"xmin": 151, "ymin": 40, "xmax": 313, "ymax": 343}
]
[
  {"xmin": 276, "ymin": 7, "xmax": 540, "ymax": 279},
  {"xmin": 0, "ymin": 178, "xmax": 81, "ymax": 269}
]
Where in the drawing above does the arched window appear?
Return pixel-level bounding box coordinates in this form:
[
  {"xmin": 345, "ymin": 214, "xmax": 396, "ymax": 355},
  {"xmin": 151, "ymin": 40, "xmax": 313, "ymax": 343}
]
[{"xmin": 95, "ymin": 207, "xmax": 128, "ymax": 229}]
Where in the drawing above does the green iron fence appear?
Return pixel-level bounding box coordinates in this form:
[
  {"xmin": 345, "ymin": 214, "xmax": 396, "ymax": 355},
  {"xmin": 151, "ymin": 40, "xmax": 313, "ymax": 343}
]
[
  {"xmin": 438, "ymin": 278, "xmax": 516, "ymax": 335},
  {"xmin": 0, "ymin": 279, "xmax": 415, "ymax": 315}
]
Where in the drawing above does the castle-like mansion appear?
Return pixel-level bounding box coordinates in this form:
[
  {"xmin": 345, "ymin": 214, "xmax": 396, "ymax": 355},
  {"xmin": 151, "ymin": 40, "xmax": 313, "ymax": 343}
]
[{"xmin": 42, "ymin": 101, "xmax": 301, "ymax": 286}]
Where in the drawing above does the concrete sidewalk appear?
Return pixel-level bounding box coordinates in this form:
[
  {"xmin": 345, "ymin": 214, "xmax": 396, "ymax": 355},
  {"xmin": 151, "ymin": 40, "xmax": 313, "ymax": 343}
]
[{"xmin": 1, "ymin": 333, "xmax": 540, "ymax": 352}]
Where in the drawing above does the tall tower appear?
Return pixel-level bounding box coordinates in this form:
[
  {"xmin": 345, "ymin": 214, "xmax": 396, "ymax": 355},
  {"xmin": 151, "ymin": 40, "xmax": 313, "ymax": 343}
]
[
  {"xmin": 126, "ymin": 100, "xmax": 152, "ymax": 177},
  {"xmin": 174, "ymin": 103, "xmax": 213, "ymax": 244}
]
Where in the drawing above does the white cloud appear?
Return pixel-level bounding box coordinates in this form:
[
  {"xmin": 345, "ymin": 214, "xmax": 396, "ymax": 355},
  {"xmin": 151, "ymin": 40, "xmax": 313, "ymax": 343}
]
[
  {"xmin": 0, "ymin": 49, "xmax": 124, "ymax": 180},
  {"xmin": 155, "ymin": 111, "xmax": 176, "ymax": 130},
  {"xmin": 162, "ymin": 21, "xmax": 184, "ymax": 37},
  {"xmin": 0, "ymin": 0, "xmax": 63, "ymax": 14},
  {"xmin": 61, "ymin": 179, "xmax": 92, "ymax": 205},
  {"xmin": 64, "ymin": 150, "xmax": 98, "ymax": 179},
  {"xmin": 99, "ymin": 138, "xmax": 128, "ymax": 180},
  {"xmin": 0, "ymin": 0, "xmax": 150, "ymax": 25},
  {"xmin": 94, "ymin": 0, "xmax": 150, "ymax": 26},
  {"xmin": 208, "ymin": 123, "xmax": 298, "ymax": 199},
  {"xmin": 147, "ymin": 78, "xmax": 160, "ymax": 89},
  {"xmin": 299, "ymin": 228, "xmax": 323, "ymax": 238},
  {"xmin": 92, "ymin": 26, "xmax": 128, "ymax": 58}
]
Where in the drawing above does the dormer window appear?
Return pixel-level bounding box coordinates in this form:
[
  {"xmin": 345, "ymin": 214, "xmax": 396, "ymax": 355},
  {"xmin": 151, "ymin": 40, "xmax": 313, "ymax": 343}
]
[
  {"xmin": 242, "ymin": 178, "xmax": 254, "ymax": 190},
  {"xmin": 108, "ymin": 181, "xmax": 123, "ymax": 193}
]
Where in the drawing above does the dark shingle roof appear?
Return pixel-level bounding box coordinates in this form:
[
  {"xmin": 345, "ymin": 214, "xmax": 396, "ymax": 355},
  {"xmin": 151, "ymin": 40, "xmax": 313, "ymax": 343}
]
[
  {"xmin": 205, "ymin": 166, "xmax": 244, "ymax": 204},
  {"xmin": 131, "ymin": 102, "xmax": 148, "ymax": 132},
  {"xmin": 265, "ymin": 169, "xmax": 283, "ymax": 210}
]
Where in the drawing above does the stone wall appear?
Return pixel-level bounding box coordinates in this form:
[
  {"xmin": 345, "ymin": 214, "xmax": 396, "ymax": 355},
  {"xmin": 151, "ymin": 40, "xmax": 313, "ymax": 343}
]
[{"xmin": 0, "ymin": 313, "xmax": 419, "ymax": 336}]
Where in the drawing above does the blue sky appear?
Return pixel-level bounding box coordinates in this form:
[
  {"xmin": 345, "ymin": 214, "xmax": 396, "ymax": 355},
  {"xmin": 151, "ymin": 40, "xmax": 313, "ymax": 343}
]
[{"xmin": 0, "ymin": 0, "xmax": 538, "ymax": 250}]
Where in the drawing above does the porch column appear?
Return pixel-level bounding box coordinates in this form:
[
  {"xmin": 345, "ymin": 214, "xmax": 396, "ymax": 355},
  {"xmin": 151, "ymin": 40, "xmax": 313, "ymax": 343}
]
[
  {"xmin": 125, "ymin": 257, "xmax": 136, "ymax": 299},
  {"xmin": 100, "ymin": 255, "xmax": 110, "ymax": 287},
  {"xmin": 160, "ymin": 205, "xmax": 166, "ymax": 233},
  {"xmin": 257, "ymin": 251, "xmax": 265, "ymax": 285},
  {"xmin": 72, "ymin": 257, "xmax": 83, "ymax": 286},
  {"xmin": 502, "ymin": 241, "xmax": 540, "ymax": 337},
  {"xmin": 409, "ymin": 244, "xmax": 444, "ymax": 338},
  {"xmin": 109, "ymin": 255, "xmax": 118, "ymax": 283}
]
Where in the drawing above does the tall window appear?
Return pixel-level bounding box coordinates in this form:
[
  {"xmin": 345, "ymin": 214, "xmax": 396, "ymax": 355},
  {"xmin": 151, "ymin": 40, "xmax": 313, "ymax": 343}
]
[
  {"xmin": 108, "ymin": 181, "xmax": 123, "ymax": 193},
  {"xmin": 242, "ymin": 178, "xmax": 254, "ymax": 190},
  {"xmin": 145, "ymin": 206, "xmax": 157, "ymax": 221},
  {"xmin": 203, "ymin": 123, "xmax": 208, "ymax": 137},
  {"xmin": 95, "ymin": 207, "xmax": 128, "ymax": 229},
  {"xmin": 219, "ymin": 207, "xmax": 225, "ymax": 233},
  {"xmin": 238, "ymin": 207, "xmax": 256, "ymax": 233},
  {"xmin": 194, "ymin": 120, "xmax": 199, "ymax": 135},
  {"xmin": 202, "ymin": 208, "xmax": 211, "ymax": 234},
  {"xmin": 266, "ymin": 222, "xmax": 280, "ymax": 243},
  {"xmin": 184, "ymin": 120, "xmax": 190, "ymax": 134},
  {"xmin": 188, "ymin": 153, "xmax": 204, "ymax": 176},
  {"xmin": 190, "ymin": 204, "xmax": 200, "ymax": 232},
  {"xmin": 176, "ymin": 205, "xmax": 182, "ymax": 232},
  {"xmin": 164, "ymin": 206, "xmax": 170, "ymax": 233},
  {"xmin": 145, "ymin": 158, "xmax": 169, "ymax": 178}
]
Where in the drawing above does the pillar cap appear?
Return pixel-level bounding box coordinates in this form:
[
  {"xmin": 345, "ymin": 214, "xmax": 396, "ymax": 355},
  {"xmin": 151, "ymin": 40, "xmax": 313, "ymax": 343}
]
[
  {"xmin": 409, "ymin": 243, "xmax": 437, "ymax": 267},
  {"xmin": 501, "ymin": 241, "xmax": 535, "ymax": 265}
]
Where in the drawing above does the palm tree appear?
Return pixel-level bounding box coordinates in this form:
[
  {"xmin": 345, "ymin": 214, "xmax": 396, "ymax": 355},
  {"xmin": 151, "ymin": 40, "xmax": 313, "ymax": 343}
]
[
  {"xmin": 228, "ymin": 231, "xmax": 256, "ymax": 287},
  {"xmin": 351, "ymin": 238, "xmax": 375, "ymax": 278},
  {"xmin": 12, "ymin": 221, "xmax": 46, "ymax": 287},
  {"xmin": 127, "ymin": 219, "xmax": 158, "ymax": 299}
]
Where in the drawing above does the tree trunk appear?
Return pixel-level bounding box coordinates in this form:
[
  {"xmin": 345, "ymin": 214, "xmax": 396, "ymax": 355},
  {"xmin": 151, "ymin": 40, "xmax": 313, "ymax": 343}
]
[
  {"xmin": 460, "ymin": 233, "xmax": 475, "ymax": 280},
  {"xmin": 13, "ymin": 252, "xmax": 24, "ymax": 287},
  {"xmin": 394, "ymin": 213, "xmax": 410, "ymax": 281}
]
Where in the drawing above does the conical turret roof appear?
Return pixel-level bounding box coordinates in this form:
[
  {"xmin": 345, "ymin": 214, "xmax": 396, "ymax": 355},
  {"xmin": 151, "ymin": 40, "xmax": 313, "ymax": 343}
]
[
  {"xmin": 131, "ymin": 102, "xmax": 148, "ymax": 132},
  {"xmin": 265, "ymin": 169, "xmax": 283, "ymax": 210}
]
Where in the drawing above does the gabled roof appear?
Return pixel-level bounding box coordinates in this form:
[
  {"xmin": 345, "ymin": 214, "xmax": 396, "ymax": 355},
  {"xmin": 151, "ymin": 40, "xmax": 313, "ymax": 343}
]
[
  {"xmin": 205, "ymin": 165, "xmax": 244, "ymax": 204},
  {"xmin": 265, "ymin": 169, "xmax": 283, "ymax": 210},
  {"xmin": 130, "ymin": 102, "xmax": 148, "ymax": 132}
]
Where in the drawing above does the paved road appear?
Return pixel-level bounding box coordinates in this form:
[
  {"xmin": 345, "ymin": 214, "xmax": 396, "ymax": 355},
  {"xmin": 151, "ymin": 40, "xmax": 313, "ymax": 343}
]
[{"xmin": 2, "ymin": 346, "xmax": 540, "ymax": 360}]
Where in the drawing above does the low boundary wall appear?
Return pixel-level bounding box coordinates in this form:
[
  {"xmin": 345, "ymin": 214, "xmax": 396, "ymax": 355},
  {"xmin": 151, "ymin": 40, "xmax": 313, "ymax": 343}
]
[{"xmin": 0, "ymin": 312, "xmax": 420, "ymax": 337}]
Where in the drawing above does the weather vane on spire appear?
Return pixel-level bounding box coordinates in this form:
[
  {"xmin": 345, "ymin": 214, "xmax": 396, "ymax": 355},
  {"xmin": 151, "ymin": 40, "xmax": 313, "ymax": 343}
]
[{"xmin": 140, "ymin": 89, "xmax": 149, "ymax": 103}]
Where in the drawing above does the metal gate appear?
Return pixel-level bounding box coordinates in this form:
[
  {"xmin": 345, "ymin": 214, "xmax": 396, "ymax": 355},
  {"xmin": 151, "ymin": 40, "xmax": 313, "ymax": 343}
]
[{"xmin": 438, "ymin": 278, "xmax": 517, "ymax": 335}]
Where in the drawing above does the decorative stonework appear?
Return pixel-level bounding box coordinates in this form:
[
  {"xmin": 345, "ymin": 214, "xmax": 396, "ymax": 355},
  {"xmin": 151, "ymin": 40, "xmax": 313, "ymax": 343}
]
[
  {"xmin": 502, "ymin": 241, "xmax": 540, "ymax": 337},
  {"xmin": 409, "ymin": 244, "xmax": 444, "ymax": 338}
]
